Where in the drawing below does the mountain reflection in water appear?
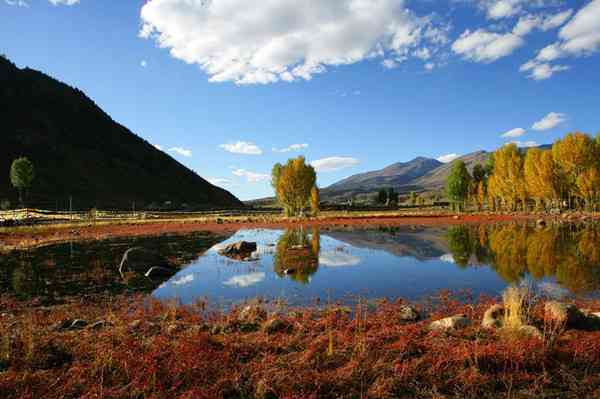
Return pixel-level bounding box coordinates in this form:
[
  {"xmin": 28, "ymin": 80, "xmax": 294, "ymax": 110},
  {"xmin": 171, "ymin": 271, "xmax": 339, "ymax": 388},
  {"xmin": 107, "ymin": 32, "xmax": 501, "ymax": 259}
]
[{"xmin": 154, "ymin": 223, "xmax": 600, "ymax": 306}]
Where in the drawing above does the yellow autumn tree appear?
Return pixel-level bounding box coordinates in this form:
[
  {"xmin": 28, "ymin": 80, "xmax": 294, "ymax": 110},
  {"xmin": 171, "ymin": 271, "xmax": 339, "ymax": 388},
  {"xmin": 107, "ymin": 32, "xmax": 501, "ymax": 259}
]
[
  {"xmin": 310, "ymin": 186, "xmax": 320, "ymax": 216},
  {"xmin": 577, "ymin": 167, "xmax": 600, "ymax": 211},
  {"xmin": 524, "ymin": 149, "xmax": 559, "ymax": 210},
  {"xmin": 275, "ymin": 156, "xmax": 317, "ymax": 217},
  {"xmin": 490, "ymin": 144, "xmax": 526, "ymax": 210},
  {"xmin": 552, "ymin": 132, "xmax": 597, "ymax": 207}
]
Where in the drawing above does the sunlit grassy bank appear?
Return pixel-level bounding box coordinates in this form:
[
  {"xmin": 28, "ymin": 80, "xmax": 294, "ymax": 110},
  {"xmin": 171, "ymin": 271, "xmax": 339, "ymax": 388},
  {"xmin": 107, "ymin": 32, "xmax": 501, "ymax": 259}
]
[{"xmin": 2, "ymin": 292, "xmax": 600, "ymax": 398}]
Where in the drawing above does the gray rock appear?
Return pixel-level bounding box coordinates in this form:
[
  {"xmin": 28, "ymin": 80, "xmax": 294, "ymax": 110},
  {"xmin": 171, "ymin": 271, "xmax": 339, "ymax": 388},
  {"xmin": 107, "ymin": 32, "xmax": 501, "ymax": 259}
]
[
  {"xmin": 239, "ymin": 305, "xmax": 267, "ymax": 324},
  {"xmin": 399, "ymin": 305, "xmax": 420, "ymax": 321},
  {"xmin": 482, "ymin": 304, "xmax": 504, "ymax": 329},
  {"xmin": 88, "ymin": 320, "xmax": 112, "ymax": 330},
  {"xmin": 218, "ymin": 241, "xmax": 257, "ymax": 259},
  {"xmin": 515, "ymin": 325, "xmax": 543, "ymax": 340},
  {"xmin": 262, "ymin": 318, "xmax": 291, "ymax": 334},
  {"xmin": 429, "ymin": 315, "xmax": 471, "ymax": 331}
]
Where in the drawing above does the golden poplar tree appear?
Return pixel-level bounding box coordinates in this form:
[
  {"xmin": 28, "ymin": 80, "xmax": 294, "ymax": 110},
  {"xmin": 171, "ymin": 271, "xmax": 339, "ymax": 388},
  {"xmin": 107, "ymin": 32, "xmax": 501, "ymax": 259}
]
[
  {"xmin": 552, "ymin": 132, "xmax": 596, "ymax": 207},
  {"xmin": 524, "ymin": 149, "xmax": 558, "ymax": 210},
  {"xmin": 310, "ymin": 186, "xmax": 320, "ymax": 216},
  {"xmin": 490, "ymin": 144, "xmax": 525, "ymax": 210},
  {"xmin": 577, "ymin": 167, "xmax": 600, "ymax": 211},
  {"xmin": 276, "ymin": 156, "xmax": 317, "ymax": 217}
]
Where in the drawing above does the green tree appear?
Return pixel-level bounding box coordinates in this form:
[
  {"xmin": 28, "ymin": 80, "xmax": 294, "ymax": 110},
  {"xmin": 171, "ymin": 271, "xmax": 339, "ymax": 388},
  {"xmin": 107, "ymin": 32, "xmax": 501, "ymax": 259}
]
[
  {"xmin": 10, "ymin": 157, "xmax": 35, "ymax": 208},
  {"xmin": 271, "ymin": 163, "xmax": 283, "ymax": 192},
  {"xmin": 387, "ymin": 187, "xmax": 398, "ymax": 206},
  {"xmin": 446, "ymin": 160, "xmax": 471, "ymax": 211},
  {"xmin": 377, "ymin": 189, "xmax": 388, "ymax": 205},
  {"xmin": 275, "ymin": 156, "xmax": 317, "ymax": 217},
  {"xmin": 409, "ymin": 191, "xmax": 417, "ymax": 205},
  {"xmin": 472, "ymin": 163, "xmax": 486, "ymax": 184}
]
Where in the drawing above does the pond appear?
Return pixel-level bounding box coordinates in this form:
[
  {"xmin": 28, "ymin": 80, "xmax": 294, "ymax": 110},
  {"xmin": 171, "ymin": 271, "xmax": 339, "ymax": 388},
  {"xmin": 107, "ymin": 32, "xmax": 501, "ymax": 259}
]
[{"xmin": 2, "ymin": 223, "xmax": 600, "ymax": 307}]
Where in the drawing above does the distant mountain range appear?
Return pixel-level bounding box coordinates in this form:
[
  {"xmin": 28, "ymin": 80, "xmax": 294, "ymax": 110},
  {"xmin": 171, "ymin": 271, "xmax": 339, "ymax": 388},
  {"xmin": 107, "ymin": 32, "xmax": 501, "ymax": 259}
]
[
  {"xmin": 321, "ymin": 151, "xmax": 491, "ymax": 201},
  {"xmin": 0, "ymin": 55, "xmax": 242, "ymax": 210}
]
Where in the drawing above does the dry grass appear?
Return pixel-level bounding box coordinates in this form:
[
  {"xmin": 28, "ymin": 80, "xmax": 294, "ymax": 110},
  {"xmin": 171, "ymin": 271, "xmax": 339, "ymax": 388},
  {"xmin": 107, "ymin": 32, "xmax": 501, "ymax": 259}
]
[{"xmin": 501, "ymin": 286, "xmax": 532, "ymax": 330}]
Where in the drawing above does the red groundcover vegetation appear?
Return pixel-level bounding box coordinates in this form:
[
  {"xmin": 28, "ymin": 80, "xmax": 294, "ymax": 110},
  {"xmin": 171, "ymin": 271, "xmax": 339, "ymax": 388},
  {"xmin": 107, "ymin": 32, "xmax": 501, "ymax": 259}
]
[{"xmin": 1, "ymin": 293, "xmax": 600, "ymax": 398}]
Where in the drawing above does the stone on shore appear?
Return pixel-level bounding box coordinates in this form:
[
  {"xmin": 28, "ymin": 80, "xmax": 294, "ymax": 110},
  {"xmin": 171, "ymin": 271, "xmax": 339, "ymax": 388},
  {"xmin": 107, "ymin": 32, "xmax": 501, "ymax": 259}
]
[{"xmin": 429, "ymin": 315, "xmax": 471, "ymax": 331}]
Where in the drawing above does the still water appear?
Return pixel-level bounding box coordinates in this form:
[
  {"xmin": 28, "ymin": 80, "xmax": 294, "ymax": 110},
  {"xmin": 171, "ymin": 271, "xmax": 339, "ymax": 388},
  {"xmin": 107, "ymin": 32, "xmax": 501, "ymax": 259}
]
[
  {"xmin": 2, "ymin": 223, "xmax": 600, "ymax": 306},
  {"xmin": 153, "ymin": 223, "xmax": 600, "ymax": 306}
]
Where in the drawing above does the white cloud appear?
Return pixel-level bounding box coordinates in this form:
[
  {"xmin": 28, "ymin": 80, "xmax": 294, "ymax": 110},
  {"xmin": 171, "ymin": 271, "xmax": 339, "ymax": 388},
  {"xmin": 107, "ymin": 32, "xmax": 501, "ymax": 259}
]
[
  {"xmin": 223, "ymin": 272, "xmax": 265, "ymax": 288},
  {"xmin": 519, "ymin": 59, "xmax": 569, "ymax": 80},
  {"xmin": 171, "ymin": 274, "xmax": 194, "ymax": 286},
  {"xmin": 220, "ymin": 141, "xmax": 263, "ymax": 155},
  {"xmin": 414, "ymin": 47, "xmax": 432, "ymax": 60},
  {"xmin": 424, "ymin": 62, "xmax": 435, "ymax": 71},
  {"xmin": 452, "ymin": 29, "xmax": 524, "ymax": 62},
  {"xmin": 208, "ymin": 178, "xmax": 232, "ymax": 187},
  {"xmin": 5, "ymin": 0, "xmax": 28, "ymax": 6},
  {"xmin": 532, "ymin": 112, "xmax": 567, "ymax": 131},
  {"xmin": 49, "ymin": 0, "xmax": 80, "ymax": 5},
  {"xmin": 140, "ymin": 60, "xmax": 148, "ymax": 68},
  {"xmin": 501, "ymin": 127, "xmax": 526, "ymax": 138},
  {"xmin": 232, "ymin": 169, "xmax": 270, "ymax": 183},
  {"xmin": 319, "ymin": 251, "xmax": 361, "ymax": 267},
  {"xmin": 382, "ymin": 59, "xmax": 401, "ymax": 69},
  {"xmin": 139, "ymin": 0, "xmax": 449, "ymax": 84},
  {"xmin": 440, "ymin": 253, "xmax": 455, "ymax": 263},
  {"xmin": 486, "ymin": 0, "xmax": 522, "ymax": 20},
  {"xmin": 511, "ymin": 140, "xmax": 539, "ymax": 148},
  {"xmin": 153, "ymin": 144, "xmax": 163, "ymax": 151},
  {"xmin": 437, "ymin": 153, "xmax": 460, "ymax": 163},
  {"xmin": 512, "ymin": 11, "xmax": 572, "ymax": 37},
  {"xmin": 168, "ymin": 147, "xmax": 192, "ymax": 157},
  {"xmin": 273, "ymin": 143, "xmax": 309, "ymax": 153},
  {"xmin": 311, "ymin": 157, "xmax": 360, "ymax": 172}
]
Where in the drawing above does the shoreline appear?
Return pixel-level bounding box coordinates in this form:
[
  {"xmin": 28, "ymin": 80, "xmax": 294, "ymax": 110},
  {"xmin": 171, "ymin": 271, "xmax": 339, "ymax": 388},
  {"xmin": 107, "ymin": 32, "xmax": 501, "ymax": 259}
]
[{"xmin": 0, "ymin": 212, "xmax": 544, "ymax": 252}]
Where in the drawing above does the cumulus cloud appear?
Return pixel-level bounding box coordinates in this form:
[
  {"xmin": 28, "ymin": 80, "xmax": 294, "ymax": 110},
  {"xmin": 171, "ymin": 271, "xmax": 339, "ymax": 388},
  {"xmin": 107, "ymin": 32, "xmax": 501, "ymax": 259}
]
[
  {"xmin": 437, "ymin": 153, "xmax": 460, "ymax": 163},
  {"xmin": 452, "ymin": 29, "xmax": 524, "ymax": 62},
  {"xmin": 512, "ymin": 10, "xmax": 573, "ymax": 36},
  {"xmin": 311, "ymin": 157, "xmax": 360, "ymax": 172},
  {"xmin": 220, "ymin": 141, "xmax": 263, "ymax": 155},
  {"xmin": 486, "ymin": 0, "xmax": 522, "ymax": 20},
  {"xmin": 168, "ymin": 147, "xmax": 192, "ymax": 157},
  {"xmin": 521, "ymin": 1, "xmax": 600, "ymax": 80},
  {"xmin": 532, "ymin": 112, "xmax": 567, "ymax": 130},
  {"xmin": 223, "ymin": 272, "xmax": 265, "ymax": 288},
  {"xmin": 319, "ymin": 251, "xmax": 361, "ymax": 267},
  {"xmin": 232, "ymin": 169, "xmax": 270, "ymax": 183},
  {"xmin": 511, "ymin": 140, "xmax": 539, "ymax": 148},
  {"xmin": 273, "ymin": 143, "xmax": 309, "ymax": 153},
  {"xmin": 171, "ymin": 274, "xmax": 194, "ymax": 286},
  {"xmin": 138, "ymin": 0, "xmax": 449, "ymax": 84},
  {"xmin": 501, "ymin": 127, "xmax": 526, "ymax": 138}
]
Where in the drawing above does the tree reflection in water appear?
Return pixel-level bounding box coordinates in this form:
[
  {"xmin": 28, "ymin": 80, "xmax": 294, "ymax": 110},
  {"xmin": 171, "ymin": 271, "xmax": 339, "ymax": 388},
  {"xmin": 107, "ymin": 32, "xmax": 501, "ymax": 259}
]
[
  {"xmin": 274, "ymin": 227, "xmax": 321, "ymax": 284},
  {"xmin": 446, "ymin": 223, "xmax": 600, "ymax": 294}
]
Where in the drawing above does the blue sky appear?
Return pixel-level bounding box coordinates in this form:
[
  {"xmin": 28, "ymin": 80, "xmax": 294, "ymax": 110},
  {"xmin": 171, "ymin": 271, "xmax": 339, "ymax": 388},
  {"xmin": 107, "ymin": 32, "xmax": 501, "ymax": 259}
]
[{"xmin": 2, "ymin": 0, "xmax": 600, "ymax": 200}]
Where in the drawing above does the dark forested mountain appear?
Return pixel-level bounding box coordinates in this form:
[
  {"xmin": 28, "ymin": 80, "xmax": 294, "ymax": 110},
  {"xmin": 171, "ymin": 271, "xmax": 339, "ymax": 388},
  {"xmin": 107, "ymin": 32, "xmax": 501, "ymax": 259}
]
[{"xmin": 0, "ymin": 55, "xmax": 242, "ymax": 210}]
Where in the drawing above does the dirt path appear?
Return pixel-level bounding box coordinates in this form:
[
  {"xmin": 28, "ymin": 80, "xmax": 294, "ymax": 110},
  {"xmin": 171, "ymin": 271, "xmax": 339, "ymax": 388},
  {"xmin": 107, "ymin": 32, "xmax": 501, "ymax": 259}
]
[{"xmin": 0, "ymin": 213, "xmax": 542, "ymax": 252}]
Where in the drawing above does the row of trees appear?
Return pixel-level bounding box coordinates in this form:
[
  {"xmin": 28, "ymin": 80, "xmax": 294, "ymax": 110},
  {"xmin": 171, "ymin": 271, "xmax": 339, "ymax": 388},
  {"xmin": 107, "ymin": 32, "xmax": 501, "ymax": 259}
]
[
  {"xmin": 446, "ymin": 132, "xmax": 600, "ymax": 212},
  {"xmin": 272, "ymin": 156, "xmax": 320, "ymax": 217}
]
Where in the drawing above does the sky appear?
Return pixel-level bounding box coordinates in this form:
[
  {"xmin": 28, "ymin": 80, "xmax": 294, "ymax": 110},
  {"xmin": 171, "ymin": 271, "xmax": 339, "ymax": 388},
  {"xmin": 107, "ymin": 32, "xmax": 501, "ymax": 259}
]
[{"xmin": 2, "ymin": 0, "xmax": 600, "ymax": 200}]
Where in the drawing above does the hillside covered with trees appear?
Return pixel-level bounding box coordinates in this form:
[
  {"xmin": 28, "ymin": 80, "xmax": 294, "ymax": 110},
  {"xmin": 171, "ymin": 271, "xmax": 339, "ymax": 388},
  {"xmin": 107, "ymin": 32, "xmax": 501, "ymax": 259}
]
[{"xmin": 0, "ymin": 55, "xmax": 242, "ymax": 210}]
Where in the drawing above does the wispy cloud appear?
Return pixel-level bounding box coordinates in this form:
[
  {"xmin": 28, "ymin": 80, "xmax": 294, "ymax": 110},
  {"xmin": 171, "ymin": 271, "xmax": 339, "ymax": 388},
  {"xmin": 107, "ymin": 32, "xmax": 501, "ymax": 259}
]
[
  {"xmin": 223, "ymin": 272, "xmax": 265, "ymax": 288},
  {"xmin": 273, "ymin": 143, "xmax": 308, "ymax": 153},
  {"xmin": 49, "ymin": 0, "xmax": 80, "ymax": 5},
  {"xmin": 319, "ymin": 252, "xmax": 361, "ymax": 267},
  {"xmin": 501, "ymin": 127, "xmax": 526, "ymax": 138},
  {"xmin": 311, "ymin": 157, "xmax": 360, "ymax": 173},
  {"xmin": 153, "ymin": 144, "xmax": 163, "ymax": 151},
  {"xmin": 511, "ymin": 140, "xmax": 538, "ymax": 148},
  {"xmin": 437, "ymin": 153, "xmax": 460, "ymax": 163},
  {"xmin": 532, "ymin": 112, "xmax": 567, "ymax": 131},
  {"xmin": 232, "ymin": 169, "xmax": 269, "ymax": 183},
  {"xmin": 220, "ymin": 141, "xmax": 263, "ymax": 155},
  {"xmin": 171, "ymin": 274, "xmax": 194, "ymax": 286},
  {"xmin": 168, "ymin": 147, "xmax": 192, "ymax": 157},
  {"xmin": 5, "ymin": 0, "xmax": 29, "ymax": 6},
  {"xmin": 207, "ymin": 178, "xmax": 232, "ymax": 187},
  {"xmin": 140, "ymin": 60, "xmax": 148, "ymax": 68}
]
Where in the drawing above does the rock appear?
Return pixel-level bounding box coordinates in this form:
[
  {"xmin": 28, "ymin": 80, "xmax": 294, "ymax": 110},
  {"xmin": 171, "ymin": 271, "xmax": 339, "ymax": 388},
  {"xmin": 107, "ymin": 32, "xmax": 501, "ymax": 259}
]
[
  {"xmin": 545, "ymin": 301, "xmax": 585, "ymax": 327},
  {"xmin": 220, "ymin": 241, "xmax": 257, "ymax": 255},
  {"xmin": 69, "ymin": 319, "xmax": 88, "ymax": 330},
  {"xmin": 482, "ymin": 304, "xmax": 505, "ymax": 329},
  {"xmin": 144, "ymin": 266, "xmax": 176, "ymax": 278},
  {"xmin": 536, "ymin": 219, "xmax": 547, "ymax": 228},
  {"xmin": 399, "ymin": 305, "xmax": 420, "ymax": 321},
  {"xmin": 88, "ymin": 320, "xmax": 112, "ymax": 330},
  {"xmin": 119, "ymin": 247, "xmax": 168, "ymax": 275},
  {"xmin": 53, "ymin": 319, "xmax": 88, "ymax": 331},
  {"xmin": 429, "ymin": 315, "xmax": 471, "ymax": 331},
  {"xmin": 262, "ymin": 318, "xmax": 291, "ymax": 334}
]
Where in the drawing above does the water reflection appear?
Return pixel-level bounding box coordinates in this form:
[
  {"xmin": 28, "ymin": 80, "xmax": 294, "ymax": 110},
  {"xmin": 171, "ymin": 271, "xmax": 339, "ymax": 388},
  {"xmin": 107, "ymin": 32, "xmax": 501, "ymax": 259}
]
[
  {"xmin": 274, "ymin": 227, "xmax": 320, "ymax": 283},
  {"xmin": 446, "ymin": 223, "xmax": 600, "ymax": 294}
]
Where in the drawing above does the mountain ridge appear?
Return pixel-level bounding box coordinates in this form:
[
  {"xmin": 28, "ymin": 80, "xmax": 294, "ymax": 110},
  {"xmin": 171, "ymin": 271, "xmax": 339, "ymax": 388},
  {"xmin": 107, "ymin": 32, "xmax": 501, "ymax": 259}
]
[{"xmin": 0, "ymin": 55, "xmax": 243, "ymax": 210}]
